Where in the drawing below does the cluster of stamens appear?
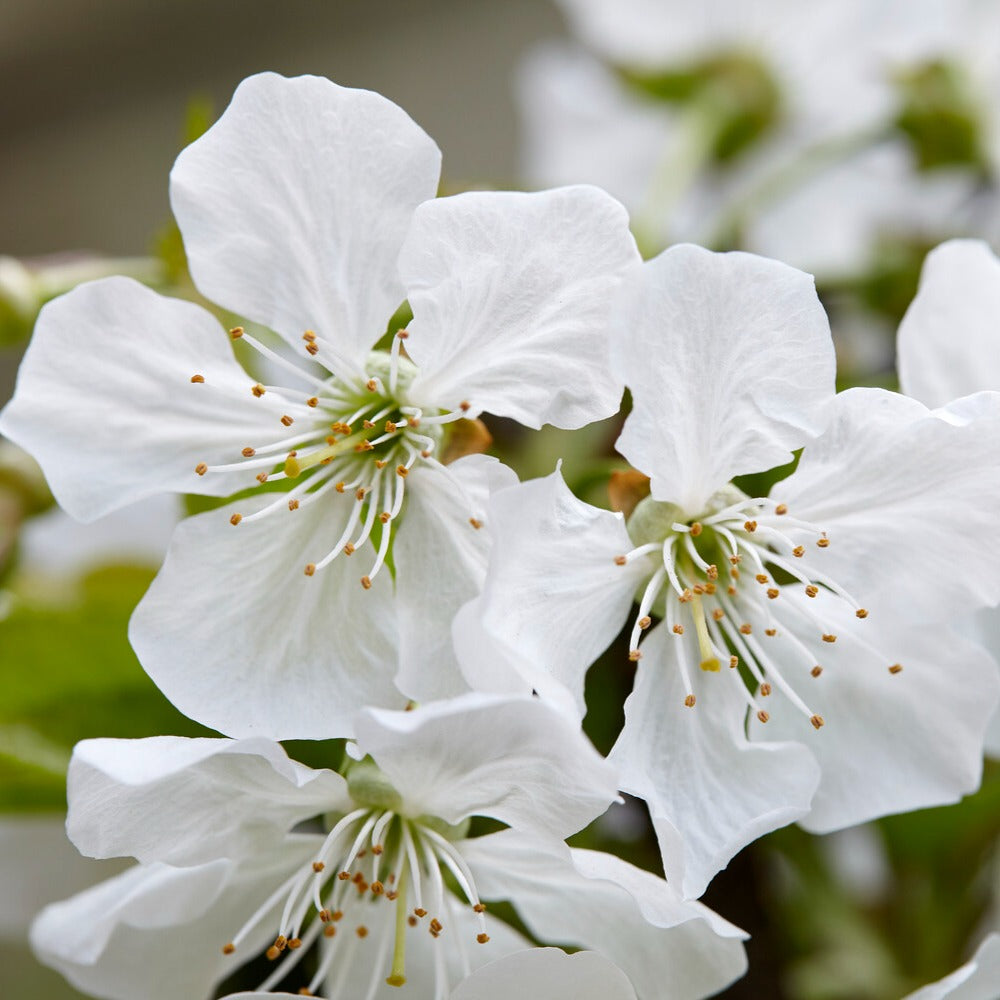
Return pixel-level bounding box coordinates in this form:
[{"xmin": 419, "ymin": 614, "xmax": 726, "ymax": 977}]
[
  {"xmin": 191, "ymin": 326, "xmax": 481, "ymax": 589},
  {"xmin": 616, "ymin": 491, "xmax": 903, "ymax": 729},
  {"xmin": 221, "ymin": 806, "xmax": 491, "ymax": 996}
]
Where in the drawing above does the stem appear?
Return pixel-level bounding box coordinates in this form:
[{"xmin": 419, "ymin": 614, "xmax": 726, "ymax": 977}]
[{"xmin": 386, "ymin": 870, "xmax": 408, "ymax": 988}]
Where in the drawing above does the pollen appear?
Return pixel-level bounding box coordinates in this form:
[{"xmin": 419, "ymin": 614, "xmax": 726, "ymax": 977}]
[
  {"xmin": 889, "ymin": 663, "xmax": 903, "ymax": 674},
  {"xmin": 241, "ymin": 446, "xmax": 256, "ymax": 457},
  {"xmin": 765, "ymin": 628, "xmax": 776, "ymax": 636},
  {"xmin": 706, "ymin": 564, "xmax": 718, "ymax": 580},
  {"xmin": 324, "ymin": 924, "xmax": 337, "ymax": 938},
  {"xmin": 414, "ymin": 908, "xmax": 427, "ymax": 918},
  {"xmin": 810, "ymin": 714, "xmax": 825, "ymax": 730},
  {"xmin": 371, "ymin": 881, "xmax": 385, "ymax": 895},
  {"xmin": 230, "ymin": 513, "xmax": 242, "ymax": 526},
  {"xmin": 304, "ymin": 564, "xmax": 316, "ymax": 576},
  {"xmin": 195, "ymin": 463, "xmax": 207, "ymax": 476},
  {"xmin": 730, "ymin": 655, "xmax": 739, "ymax": 668},
  {"xmin": 266, "ymin": 945, "xmax": 281, "ymax": 961},
  {"xmin": 190, "ymin": 374, "xmax": 205, "ymax": 383},
  {"xmin": 251, "ymin": 383, "xmax": 266, "ymax": 397},
  {"xmin": 684, "ymin": 694, "xmax": 696, "ymax": 708},
  {"xmin": 379, "ymin": 512, "xmax": 391, "ymax": 524},
  {"xmin": 287, "ymin": 938, "xmax": 302, "ymax": 950},
  {"xmin": 356, "ymin": 488, "xmax": 367, "ymax": 501},
  {"xmin": 473, "ymin": 903, "xmax": 486, "ymax": 913},
  {"xmin": 408, "ymin": 916, "xmax": 418, "ymax": 927},
  {"xmin": 256, "ymin": 472, "xmax": 268, "ymax": 484}
]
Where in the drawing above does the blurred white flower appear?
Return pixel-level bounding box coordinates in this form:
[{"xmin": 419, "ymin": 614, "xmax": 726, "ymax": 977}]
[
  {"xmin": 459, "ymin": 244, "xmax": 1000, "ymax": 898},
  {"xmin": 31, "ymin": 695, "xmax": 746, "ymax": 1000},
  {"xmin": 0, "ymin": 71, "xmax": 640, "ymax": 740}
]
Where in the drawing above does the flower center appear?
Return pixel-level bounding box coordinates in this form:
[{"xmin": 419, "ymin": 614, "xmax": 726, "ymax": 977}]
[
  {"xmin": 192, "ymin": 327, "xmax": 475, "ymax": 590},
  {"xmin": 616, "ymin": 487, "xmax": 900, "ymax": 729},
  {"xmin": 221, "ymin": 792, "xmax": 490, "ymax": 995}
]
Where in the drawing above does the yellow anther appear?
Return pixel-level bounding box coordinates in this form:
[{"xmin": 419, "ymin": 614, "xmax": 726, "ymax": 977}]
[
  {"xmin": 856, "ymin": 608, "xmax": 868, "ymax": 619},
  {"xmin": 459, "ymin": 400, "xmax": 471, "ymax": 412},
  {"xmin": 759, "ymin": 683, "xmax": 772, "ymax": 697},
  {"xmin": 366, "ymin": 379, "xmax": 378, "ymax": 392},
  {"xmin": 230, "ymin": 326, "xmax": 244, "ymax": 339},
  {"xmin": 363, "ymin": 420, "xmax": 375, "ymax": 429},
  {"xmin": 344, "ymin": 543, "xmax": 355, "ymax": 555},
  {"xmin": 380, "ymin": 512, "xmax": 391, "ymax": 524},
  {"xmin": 744, "ymin": 520, "xmax": 757, "ymax": 532},
  {"xmin": 397, "ymin": 329, "xmax": 409, "ymax": 339},
  {"xmin": 889, "ymin": 663, "xmax": 903, "ymax": 674},
  {"xmin": 313, "ymin": 861, "xmax": 325, "ymax": 873},
  {"xmin": 242, "ymin": 446, "xmax": 256, "ymax": 457},
  {"xmin": 361, "ymin": 576, "xmax": 372, "ymax": 590},
  {"xmin": 821, "ymin": 633, "xmax": 836, "ymax": 643},
  {"xmin": 792, "ymin": 545, "xmax": 805, "ymax": 557},
  {"xmin": 755, "ymin": 574, "xmax": 769, "ymax": 584},
  {"xmin": 222, "ymin": 942, "xmax": 235, "ymax": 955},
  {"xmin": 706, "ymin": 564, "xmax": 718, "ymax": 580},
  {"xmin": 256, "ymin": 472, "xmax": 268, "ymax": 484},
  {"xmin": 195, "ymin": 463, "xmax": 208, "ymax": 476},
  {"xmin": 614, "ymin": 555, "xmax": 627, "ymax": 566},
  {"xmin": 307, "ymin": 396, "xmax": 318, "ymax": 407},
  {"xmin": 817, "ymin": 536, "xmax": 830, "ymax": 548},
  {"xmin": 684, "ymin": 694, "xmax": 696, "ymax": 708},
  {"xmin": 765, "ymin": 628, "xmax": 776, "ymax": 636},
  {"xmin": 477, "ymin": 933, "xmax": 490, "ymax": 944},
  {"xmin": 638, "ymin": 615, "xmax": 652, "ymax": 629},
  {"xmin": 304, "ymin": 564, "xmax": 316, "ymax": 576},
  {"xmin": 767, "ymin": 588, "xmax": 779, "ymax": 599},
  {"xmin": 628, "ymin": 649, "xmax": 642, "ymax": 661},
  {"xmin": 191, "ymin": 374, "xmax": 205, "ymax": 383},
  {"xmin": 810, "ymin": 714, "xmax": 825, "ymax": 730},
  {"xmin": 281, "ymin": 415, "xmax": 294, "ymax": 427},
  {"xmin": 396, "ymin": 465, "xmax": 409, "ymax": 478},
  {"xmin": 385, "ymin": 421, "xmax": 397, "ymax": 433},
  {"xmin": 689, "ymin": 522, "xmax": 703, "ymax": 536},
  {"xmin": 757, "ymin": 710, "xmax": 770, "ymax": 723},
  {"xmin": 811, "ymin": 665, "xmax": 823, "ymax": 677},
  {"xmin": 805, "ymin": 584, "xmax": 818, "ymax": 598},
  {"xmin": 324, "ymin": 924, "xmax": 337, "ymax": 937},
  {"xmin": 775, "ymin": 503, "xmax": 788, "ymax": 515},
  {"xmin": 288, "ymin": 499, "xmax": 299, "ymax": 511},
  {"xmin": 303, "ymin": 330, "xmax": 316, "ymax": 342},
  {"xmin": 739, "ymin": 623, "xmax": 752, "ymax": 635},
  {"xmin": 251, "ymin": 383, "xmax": 266, "ymax": 397},
  {"xmin": 230, "ymin": 513, "xmax": 242, "ymax": 526},
  {"xmin": 672, "ymin": 624, "xmax": 684, "ymax": 635},
  {"xmin": 729, "ymin": 655, "xmax": 739, "ymax": 668},
  {"xmin": 469, "ymin": 518, "xmax": 483, "ymax": 530},
  {"xmin": 306, "ymin": 342, "xmax": 319, "ymax": 356},
  {"xmin": 287, "ymin": 938, "xmax": 302, "ymax": 950},
  {"xmin": 356, "ymin": 926, "xmax": 369, "ymax": 938}
]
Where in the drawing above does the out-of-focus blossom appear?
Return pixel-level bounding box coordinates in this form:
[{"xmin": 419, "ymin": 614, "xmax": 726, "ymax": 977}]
[
  {"xmin": 0, "ymin": 72, "xmax": 640, "ymax": 740},
  {"xmin": 903, "ymin": 933, "xmax": 1000, "ymax": 1000},
  {"xmin": 459, "ymin": 244, "xmax": 1000, "ymax": 898}
]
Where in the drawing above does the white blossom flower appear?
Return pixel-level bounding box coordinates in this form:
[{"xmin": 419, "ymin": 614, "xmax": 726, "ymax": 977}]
[
  {"xmin": 897, "ymin": 238, "xmax": 1000, "ymax": 756},
  {"xmin": 30, "ymin": 694, "xmax": 747, "ymax": 1000},
  {"xmin": 0, "ymin": 72, "xmax": 639, "ymax": 740},
  {"xmin": 457, "ymin": 243, "xmax": 1000, "ymax": 898},
  {"xmin": 903, "ymin": 933, "xmax": 1000, "ymax": 1000}
]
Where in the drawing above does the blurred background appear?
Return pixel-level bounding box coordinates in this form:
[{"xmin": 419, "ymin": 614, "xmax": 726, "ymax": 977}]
[{"xmin": 2, "ymin": 1, "xmax": 998, "ymax": 998}]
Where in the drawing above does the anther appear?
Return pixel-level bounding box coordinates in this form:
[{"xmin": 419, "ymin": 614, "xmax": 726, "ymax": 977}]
[
  {"xmin": 242, "ymin": 447, "xmax": 256, "ymax": 457},
  {"xmin": 793, "ymin": 545, "xmax": 805, "ymax": 557},
  {"xmin": 361, "ymin": 576, "xmax": 372, "ymax": 590},
  {"xmin": 256, "ymin": 472, "xmax": 268, "ymax": 483},
  {"xmin": 765, "ymin": 628, "xmax": 776, "ymax": 636},
  {"xmin": 690, "ymin": 522, "xmax": 703, "ymax": 536},
  {"xmin": 366, "ymin": 379, "xmax": 378, "ymax": 392},
  {"xmin": 460, "ymin": 401, "xmax": 471, "ymax": 412},
  {"xmin": 889, "ymin": 663, "xmax": 903, "ymax": 674},
  {"xmin": 810, "ymin": 714, "xmax": 825, "ymax": 730},
  {"xmin": 230, "ymin": 326, "xmax": 244, "ymax": 339},
  {"xmin": 755, "ymin": 574, "xmax": 769, "ymax": 584},
  {"xmin": 711, "ymin": 609, "xmax": 725, "ymax": 621},
  {"xmin": 757, "ymin": 711, "xmax": 770, "ymax": 723},
  {"xmin": 706, "ymin": 564, "xmax": 718, "ymax": 580},
  {"xmin": 339, "ymin": 872, "xmax": 352, "ymax": 880},
  {"xmin": 704, "ymin": 582, "xmax": 716, "ymax": 594},
  {"xmin": 767, "ymin": 588, "xmax": 779, "ymax": 599},
  {"xmin": 639, "ymin": 615, "xmax": 652, "ymax": 629},
  {"xmin": 744, "ymin": 520, "xmax": 757, "ymax": 532},
  {"xmin": 430, "ymin": 919, "xmax": 443, "ymax": 933},
  {"xmin": 477, "ymin": 933, "xmax": 490, "ymax": 944},
  {"xmin": 357, "ymin": 926, "xmax": 369, "ymax": 938},
  {"xmin": 775, "ymin": 504, "xmax": 788, "ymax": 515},
  {"xmin": 821, "ymin": 634, "xmax": 836, "ymax": 643},
  {"xmin": 304, "ymin": 564, "xmax": 316, "ymax": 576},
  {"xmin": 684, "ymin": 694, "xmax": 696, "ymax": 708},
  {"xmin": 252, "ymin": 383, "xmax": 266, "ymax": 397},
  {"xmin": 692, "ymin": 584, "xmax": 705, "ymax": 595},
  {"xmin": 739, "ymin": 623, "xmax": 752, "ymax": 635},
  {"xmin": 303, "ymin": 331, "xmax": 316, "ymax": 342},
  {"xmin": 385, "ymin": 421, "xmax": 397, "ymax": 433},
  {"xmin": 288, "ymin": 499, "xmax": 299, "ymax": 510},
  {"xmin": 195, "ymin": 463, "xmax": 207, "ymax": 476},
  {"xmin": 376, "ymin": 460, "xmax": 387, "ymax": 469},
  {"xmin": 805, "ymin": 585, "xmax": 818, "ymax": 598},
  {"xmin": 759, "ymin": 683, "xmax": 772, "ymax": 696},
  {"xmin": 811, "ymin": 666, "xmax": 823, "ymax": 678},
  {"xmin": 191, "ymin": 374, "xmax": 205, "ymax": 383},
  {"xmin": 614, "ymin": 555, "xmax": 628, "ymax": 566},
  {"xmin": 266, "ymin": 945, "xmax": 281, "ymax": 961},
  {"xmin": 421, "ymin": 449, "xmax": 431, "ymax": 458},
  {"xmin": 324, "ymin": 924, "xmax": 337, "ymax": 937},
  {"xmin": 363, "ymin": 420, "xmax": 375, "ymax": 430},
  {"xmin": 371, "ymin": 881, "xmax": 385, "ymax": 895},
  {"xmin": 386, "ymin": 890, "xmax": 398, "ymax": 900},
  {"xmin": 222, "ymin": 943, "xmax": 235, "ymax": 955},
  {"xmin": 414, "ymin": 908, "xmax": 427, "ymax": 918},
  {"xmin": 816, "ymin": 536, "xmax": 830, "ymax": 548},
  {"xmin": 356, "ymin": 488, "xmax": 367, "ymax": 501},
  {"xmin": 313, "ymin": 861, "xmax": 325, "ymax": 873},
  {"xmin": 408, "ymin": 916, "xmax": 418, "ymax": 927},
  {"xmin": 856, "ymin": 609, "xmax": 868, "ymax": 619},
  {"xmin": 396, "ymin": 465, "xmax": 409, "ymax": 478},
  {"xmin": 728, "ymin": 585, "xmax": 737, "ymax": 595},
  {"xmin": 672, "ymin": 624, "xmax": 684, "ymax": 635},
  {"xmin": 473, "ymin": 903, "xmax": 486, "ymax": 913},
  {"xmin": 380, "ymin": 512, "xmax": 391, "ymax": 524},
  {"xmin": 287, "ymin": 938, "xmax": 302, "ymax": 950},
  {"xmin": 306, "ymin": 343, "xmax": 319, "ymax": 356},
  {"xmin": 307, "ymin": 397, "xmax": 318, "ymax": 407},
  {"xmin": 336, "ymin": 482, "xmax": 346, "ymax": 493},
  {"xmin": 628, "ymin": 649, "xmax": 642, "ymax": 661},
  {"xmin": 730, "ymin": 655, "xmax": 739, "ymax": 668},
  {"xmin": 730, "ymin": 555, "xmax": 742, "ymax": 565},
  {"xmin": 281, "ymin": 415, "xmax": 294, "ymax": 427},
  {"xmin": 343, "ymin": 543, "xmax": 355, "ymax": 555},
  {"xmin": 230, "ymin": 513, "xmax": 242, "ymax": 526}
]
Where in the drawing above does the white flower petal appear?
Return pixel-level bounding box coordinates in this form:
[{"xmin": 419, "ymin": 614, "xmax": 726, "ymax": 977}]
[
  {"xmin": 451, "ymin": 948, "xmax": 638, "ymax": 1000},
  {"xmin": 129, "ymin": 496, "xmax": 403, "ymax": 741},
  {"xmin": 463, "ymin": 830, "xmax": 748, "ymax": 1000},
  {"xmin": 967, "ymin": 606, "xmax": 1000, "ymax": 758},
  {"xmin": 0, "ymin": 277, "xmax": 289, "ymax": 521},
  {"xmin": 904, "ymin": 933, "xmax": 1000, "ymax": 1000},
  {"xmin": 454, "ymin": 468, "xmax": 650, "ymax": 718},
  {"xmin": 170, "ymin": 72, "xmax": 441, "ymax": 376},
  {"xmin": 354, "ymin": 693, "xmax": 619, "ymax": 840},
  {"xmin": 748, "ymin": 591, "xmax": 999, "ymax": 833},
  {"xmin": 898, "ymin": 240, "xmax": 1000, "ymax": 408},
  {"xmin": 67, "ymin": 736, "xmax": 348, "ymax": 866},
  {"xmin": 778, "ymin": 387, "xmax": 1000, "ymax": 622},
  {"xmin": 393, "ymin": 455, "xmax": 518, "ymax": 703},
  {"xmin": 31, "ymin": 838, "xmax": 316, "ymax": 1000},
  {"xmin": 610, "ymin": 623, "xmax": 820, "ymax": 899},
  {"xmin": 612, "ymin": 245, "xmax": 835, "ymax": 513},
  {"xmin": 401, "ymin": 186, "xmax": 639, "ymax": 428}
]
